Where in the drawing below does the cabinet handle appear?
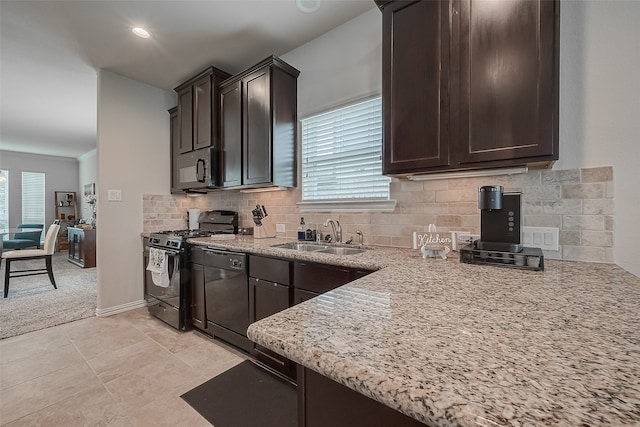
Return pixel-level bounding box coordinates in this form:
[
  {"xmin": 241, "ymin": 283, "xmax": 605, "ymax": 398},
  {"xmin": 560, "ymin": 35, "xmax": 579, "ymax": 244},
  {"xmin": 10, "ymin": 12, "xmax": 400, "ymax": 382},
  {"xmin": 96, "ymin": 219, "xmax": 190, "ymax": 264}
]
[{"xmin": 196, "ymin": 158, "xmax": 206, "ymax": 183}]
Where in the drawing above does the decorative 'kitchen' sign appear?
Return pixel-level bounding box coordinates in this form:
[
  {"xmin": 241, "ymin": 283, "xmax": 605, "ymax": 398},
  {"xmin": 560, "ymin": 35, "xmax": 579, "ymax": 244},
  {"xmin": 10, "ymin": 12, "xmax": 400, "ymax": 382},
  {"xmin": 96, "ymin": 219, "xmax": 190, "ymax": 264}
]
[{"xmin": 412, "ymin": 225, "xmax": 453, "ymax": 259}]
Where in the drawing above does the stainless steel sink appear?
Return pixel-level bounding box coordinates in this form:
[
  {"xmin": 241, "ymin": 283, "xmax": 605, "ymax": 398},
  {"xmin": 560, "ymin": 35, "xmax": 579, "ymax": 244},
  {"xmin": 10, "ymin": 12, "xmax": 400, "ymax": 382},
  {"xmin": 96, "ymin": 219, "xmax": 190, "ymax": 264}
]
[
  {"xmin": 271, "ymin": 242, "xmax": 367, "ymax": 255},
  {"xmin": 271, "ymin": 242, "xmax": 329, "ymax": 251},
  {"xmin": 316, "ymin": 247, "xmax": 366, "ymax": 256}
]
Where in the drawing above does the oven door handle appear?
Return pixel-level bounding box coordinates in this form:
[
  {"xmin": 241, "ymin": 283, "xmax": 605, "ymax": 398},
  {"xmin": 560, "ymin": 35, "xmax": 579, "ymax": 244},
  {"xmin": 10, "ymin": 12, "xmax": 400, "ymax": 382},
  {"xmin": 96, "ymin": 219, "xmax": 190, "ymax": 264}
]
[
  {"xmin": 148, "ymin": 247, "xmax": 182, "ymax": 256},
  {"xmin": 168, "ymin": 253, "xmax": 180, "ymax": 282}
]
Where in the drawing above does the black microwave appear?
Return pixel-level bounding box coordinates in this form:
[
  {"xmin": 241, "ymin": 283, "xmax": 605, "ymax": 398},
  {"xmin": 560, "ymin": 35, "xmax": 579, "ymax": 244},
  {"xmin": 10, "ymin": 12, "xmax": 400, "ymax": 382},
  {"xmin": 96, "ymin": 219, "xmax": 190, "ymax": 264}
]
[{"xmin": 174, "ymin": 147, "xmax": 218, "ymax": 191}]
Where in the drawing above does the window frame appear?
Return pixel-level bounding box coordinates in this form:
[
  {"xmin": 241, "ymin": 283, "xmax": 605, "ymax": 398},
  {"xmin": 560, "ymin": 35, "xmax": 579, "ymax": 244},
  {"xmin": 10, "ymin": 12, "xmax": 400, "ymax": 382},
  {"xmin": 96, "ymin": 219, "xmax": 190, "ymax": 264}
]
[
  {"xmin": 21, "ymin": 171, "xmax": 46, "ymax": 242},
  {"xmin": 297, "ymin": 96, "xmax": 396, "ymax": 213},
  {"xmin": 0, "ymin": 170, "xmax": 8, "ymax": 233}
]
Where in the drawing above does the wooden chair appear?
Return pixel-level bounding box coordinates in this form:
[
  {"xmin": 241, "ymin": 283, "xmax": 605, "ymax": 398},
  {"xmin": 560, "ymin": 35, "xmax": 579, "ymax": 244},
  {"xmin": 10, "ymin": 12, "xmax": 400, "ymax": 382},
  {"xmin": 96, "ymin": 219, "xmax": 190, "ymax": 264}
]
[
  {"xmin": 2, "ymin": 223, "xmax": 60, "ymax": 298},
  {"xmin": 3, "ymin": 223, "xmax": 44, "ymax": 250}
]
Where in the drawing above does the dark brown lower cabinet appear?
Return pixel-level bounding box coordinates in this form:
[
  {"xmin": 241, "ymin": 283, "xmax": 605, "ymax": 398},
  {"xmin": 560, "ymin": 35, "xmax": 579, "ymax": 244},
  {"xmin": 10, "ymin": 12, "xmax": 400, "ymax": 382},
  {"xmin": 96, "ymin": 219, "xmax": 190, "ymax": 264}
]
[
  {"xmin": 67, "ymin": 227, "xmax": 96, "ymax": 268},
  {"xmin": 293, "ymin": 288, "xmax": 319, "ymax": 305},
  {"xmin": 293, "ymin": 261, "xmax": 374, "ymax": 296},
  {"xmin": 249, "ymin": 255, "xmax": 295, "ymax": 379},
  {"xmin": 298, "ymin": 366, "xmax": 425, "ymax": 427},
  {"xmin": 250, "ymin": 277, "xmax": 295, "ymax": 378},
  {"xmin": 247, "ymin": 255, "xmax": 375, "ymax": 382}
]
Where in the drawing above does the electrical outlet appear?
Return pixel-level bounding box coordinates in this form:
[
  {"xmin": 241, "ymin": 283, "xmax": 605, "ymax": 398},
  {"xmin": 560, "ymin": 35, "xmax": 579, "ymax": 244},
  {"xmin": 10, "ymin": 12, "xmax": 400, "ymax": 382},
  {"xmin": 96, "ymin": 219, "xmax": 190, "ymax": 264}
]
[
  {"xmin": 276, "ymin": 223, "xmax": 285, "ymax": 233},
  {"xmin": 107, "ymin": 189, "xmax": 122, "ymax": 201},
  {"xmin": 522, "ymin": 226, "xmax": 559, "ymax": 251}
]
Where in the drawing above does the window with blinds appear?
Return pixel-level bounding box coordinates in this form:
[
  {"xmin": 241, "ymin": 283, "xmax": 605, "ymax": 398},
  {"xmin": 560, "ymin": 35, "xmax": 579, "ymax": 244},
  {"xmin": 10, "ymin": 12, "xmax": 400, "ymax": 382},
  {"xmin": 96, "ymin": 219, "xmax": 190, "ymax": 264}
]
[
  {"xmin": 301, "ymin": 97, "xmax": 390, "ymax": 203},
  {"xmin": 22, "ymin": 172, "xmax": 46, "ymax": 226},
  {"xmin": 0, "ymin": 170, "xmax": 8, "ymax": 232}
]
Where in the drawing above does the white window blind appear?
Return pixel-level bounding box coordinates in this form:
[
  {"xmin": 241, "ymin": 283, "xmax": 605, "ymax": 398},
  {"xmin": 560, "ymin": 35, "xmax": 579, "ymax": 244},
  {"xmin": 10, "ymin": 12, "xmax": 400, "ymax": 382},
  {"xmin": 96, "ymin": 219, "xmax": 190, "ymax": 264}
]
[
  {"xmin": 21, "ymin": 172, "xmax": 45, "ymax": 226},
  {"xmin": 301, "ymin": 97, "xmax": 390, "ymax": 202},
  {"xmin": 0, "ymin": 170, "xmax": 8, "ymax": 232}
]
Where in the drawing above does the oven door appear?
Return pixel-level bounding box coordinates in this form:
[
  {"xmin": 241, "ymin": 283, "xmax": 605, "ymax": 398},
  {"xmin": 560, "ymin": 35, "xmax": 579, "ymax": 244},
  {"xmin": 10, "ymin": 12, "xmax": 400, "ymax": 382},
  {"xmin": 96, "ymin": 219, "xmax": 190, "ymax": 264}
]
[
  {"xmin": 144, "ymin": 247, "xmax": 182, "ymax": 308},
  {"xmin": 175, "ymin": 147, "xmax": 218, "ymax": 190}
]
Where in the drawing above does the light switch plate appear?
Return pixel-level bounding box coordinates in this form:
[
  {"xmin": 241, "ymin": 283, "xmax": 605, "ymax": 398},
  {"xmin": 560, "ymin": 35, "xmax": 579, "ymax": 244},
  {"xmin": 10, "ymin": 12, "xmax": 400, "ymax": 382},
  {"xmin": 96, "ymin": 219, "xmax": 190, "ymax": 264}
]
[
  {"xmin": 107, "ymin": 189, "xmax": 122, "ymax": 201},
  {"xmin": 276, "ymin": 223, "xmax": 285, "ymax": 233},
  {"xmin": 522, "ymin": 226, "xmax": 559, "ymax": 251}
]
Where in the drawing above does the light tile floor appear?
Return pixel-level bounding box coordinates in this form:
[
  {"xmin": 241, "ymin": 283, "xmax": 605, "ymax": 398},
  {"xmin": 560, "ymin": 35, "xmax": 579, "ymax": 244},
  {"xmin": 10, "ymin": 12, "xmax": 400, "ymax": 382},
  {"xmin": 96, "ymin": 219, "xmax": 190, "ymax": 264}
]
[{"xmin": 0, "ymin": 308, "xmax": 247, "ymax": 426}]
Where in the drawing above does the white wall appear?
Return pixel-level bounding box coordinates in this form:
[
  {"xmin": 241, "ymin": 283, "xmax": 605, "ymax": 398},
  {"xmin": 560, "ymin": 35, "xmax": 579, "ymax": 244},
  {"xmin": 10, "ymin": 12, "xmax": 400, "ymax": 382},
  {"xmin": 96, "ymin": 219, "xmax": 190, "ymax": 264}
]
[
  {"xmin": 556, "ymin": 1, "xmax": 640, "ymax": 276},
  {"xmin": 78, "ymin": 148, "xmax": 97, "ymax": 220},
  {"xmin": 96, "ymin": 70, "xmax": 175, "ymax": 312},
  {"xmin": 282, "ymin": 8, "xmax": 382, "ymax": 118},
  {"xmin": 0, "ymin": 150, "xmax": 78, "ymax": 228}
]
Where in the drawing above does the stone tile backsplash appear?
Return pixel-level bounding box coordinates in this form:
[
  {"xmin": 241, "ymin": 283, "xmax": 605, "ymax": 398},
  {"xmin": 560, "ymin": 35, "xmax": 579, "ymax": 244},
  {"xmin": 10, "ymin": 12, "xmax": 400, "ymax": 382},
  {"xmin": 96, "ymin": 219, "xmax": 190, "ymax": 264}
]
[{"xmin": 143, "ymin": 166, "xmax": 614, "ymax": 264}]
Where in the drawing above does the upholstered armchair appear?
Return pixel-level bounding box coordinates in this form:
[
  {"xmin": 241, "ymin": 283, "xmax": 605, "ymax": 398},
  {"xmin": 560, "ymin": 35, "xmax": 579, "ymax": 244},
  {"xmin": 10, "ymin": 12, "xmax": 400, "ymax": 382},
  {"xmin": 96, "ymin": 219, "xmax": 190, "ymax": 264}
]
[{"xmin": 3, "ymin": 224, "xmax": 44, "ymax": 250}]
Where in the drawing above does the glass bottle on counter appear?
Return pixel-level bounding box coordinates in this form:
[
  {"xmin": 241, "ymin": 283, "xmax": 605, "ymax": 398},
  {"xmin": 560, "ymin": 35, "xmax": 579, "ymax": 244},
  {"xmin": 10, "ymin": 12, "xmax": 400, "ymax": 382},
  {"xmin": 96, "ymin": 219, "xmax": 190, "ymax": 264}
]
[{"xmin": 298, "ymin": 217, "xmax": 306, "ymax": 241}]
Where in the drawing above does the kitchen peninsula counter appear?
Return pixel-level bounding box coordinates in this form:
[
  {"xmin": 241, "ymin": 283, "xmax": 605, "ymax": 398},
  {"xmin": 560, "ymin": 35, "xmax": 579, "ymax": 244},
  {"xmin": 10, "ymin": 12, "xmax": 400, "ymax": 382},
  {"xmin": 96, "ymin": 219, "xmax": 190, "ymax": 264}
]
[{"xmin": 188, "ymin": 236, "xmax": 640, "ymax": 426}]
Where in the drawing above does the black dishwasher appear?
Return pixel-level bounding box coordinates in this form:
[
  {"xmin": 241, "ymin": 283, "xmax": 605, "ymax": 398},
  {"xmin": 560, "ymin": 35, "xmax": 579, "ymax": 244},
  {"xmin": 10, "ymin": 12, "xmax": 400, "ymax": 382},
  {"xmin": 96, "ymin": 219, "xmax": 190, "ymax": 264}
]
[{"xmin": 190, "ymin": 246, "xmax": 251, "ymax": 352}]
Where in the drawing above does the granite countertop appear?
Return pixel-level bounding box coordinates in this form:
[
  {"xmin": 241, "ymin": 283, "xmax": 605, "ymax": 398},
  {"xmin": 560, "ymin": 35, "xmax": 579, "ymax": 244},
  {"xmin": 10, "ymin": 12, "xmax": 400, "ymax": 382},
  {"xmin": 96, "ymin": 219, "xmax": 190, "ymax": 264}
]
[{"xmin": 188, "ymin": 235, "xmax": 640, "ymax": 426}]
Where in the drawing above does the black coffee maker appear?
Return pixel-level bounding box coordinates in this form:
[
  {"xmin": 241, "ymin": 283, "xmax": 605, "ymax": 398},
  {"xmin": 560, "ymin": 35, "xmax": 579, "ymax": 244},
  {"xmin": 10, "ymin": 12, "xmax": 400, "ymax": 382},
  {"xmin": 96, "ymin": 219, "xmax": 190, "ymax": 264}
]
[{"xmin": 476, "ymin": 185, "xmax": 522, "ymax": 253}]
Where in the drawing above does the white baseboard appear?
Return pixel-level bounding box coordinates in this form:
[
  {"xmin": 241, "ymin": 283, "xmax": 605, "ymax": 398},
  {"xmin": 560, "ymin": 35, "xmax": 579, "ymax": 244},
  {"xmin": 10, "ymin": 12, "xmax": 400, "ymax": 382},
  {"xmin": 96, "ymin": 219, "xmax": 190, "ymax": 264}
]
[{"xmin": 95, "ymin": 299, "xmax": 147, "ymax": 317}]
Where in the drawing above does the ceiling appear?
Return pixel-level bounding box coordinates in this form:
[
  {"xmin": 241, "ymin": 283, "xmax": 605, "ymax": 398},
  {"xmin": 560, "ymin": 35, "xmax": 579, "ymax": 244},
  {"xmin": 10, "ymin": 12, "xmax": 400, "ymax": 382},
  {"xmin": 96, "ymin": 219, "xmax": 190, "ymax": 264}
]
[{"xmin": 0, "ymin": 0, "xmax": 376, "ymax": 159}]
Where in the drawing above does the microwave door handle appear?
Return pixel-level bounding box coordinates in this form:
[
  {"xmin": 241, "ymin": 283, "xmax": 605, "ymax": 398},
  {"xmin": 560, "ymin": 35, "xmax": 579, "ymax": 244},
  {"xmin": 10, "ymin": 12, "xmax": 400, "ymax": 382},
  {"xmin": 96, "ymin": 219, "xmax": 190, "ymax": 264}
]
[{"xmin": 196, "ymin": 158, "xmax": 206, "ymax": 183}]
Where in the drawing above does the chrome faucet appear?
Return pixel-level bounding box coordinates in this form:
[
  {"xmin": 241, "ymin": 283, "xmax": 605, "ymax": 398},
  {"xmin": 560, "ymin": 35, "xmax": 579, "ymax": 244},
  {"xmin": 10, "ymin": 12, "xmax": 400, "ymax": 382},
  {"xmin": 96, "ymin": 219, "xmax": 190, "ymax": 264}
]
[
  {"xmin": 323, "ymin": 219, "xmax": 342, "ymax": 243},
  {"xmin": 356, "ymin": 230, "xmax": 363, "ymax": 248}
]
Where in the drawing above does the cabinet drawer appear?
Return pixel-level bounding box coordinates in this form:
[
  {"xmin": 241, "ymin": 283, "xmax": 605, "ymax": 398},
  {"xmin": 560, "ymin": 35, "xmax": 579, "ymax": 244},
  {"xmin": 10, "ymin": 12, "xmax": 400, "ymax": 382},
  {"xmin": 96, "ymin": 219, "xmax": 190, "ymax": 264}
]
[
  {"xmin": 294, "ymin": 262, "xmax": 352, "ymax": 294},
  {"xmin": 249, "ymin": 255, "xmax": 291, "ymax": 285}
]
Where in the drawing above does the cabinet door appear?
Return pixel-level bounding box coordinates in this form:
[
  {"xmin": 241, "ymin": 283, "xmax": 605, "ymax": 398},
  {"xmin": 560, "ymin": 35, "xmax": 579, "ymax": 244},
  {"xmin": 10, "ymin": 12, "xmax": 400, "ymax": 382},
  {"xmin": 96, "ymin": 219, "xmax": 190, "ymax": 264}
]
[
  {"xmin": 190, "ymin": 263, "xmax": 206, "ymax": 330},
  {"xmin": 177, "ymin": 87, "xmax": 193, "ymax": 154},
  {"xmin": 242, "ymin": 67, "xmax": 272, "ymax": 185},
  {"xmin": 250, "ymin": 278, "xmax": 290, "ymax": 323},
  {"xmin": 76, "ymin": 231, "xmax": 85, "ymax": 264},
  {"xmin": 457, "ymin": 0, "xmax": 558, "ymax": 165},
  {"xmin": 220, "ymin": 81, "xmax": 243, "ymax": 187},
  {"xmin": 68, "ymin": 229, "xmax": 79, "ymax": 262},
  {"xmin": 169, "ymin": 107, "xmax": 180, "ymax": 193},
  {"xmin": 382, "ymin": 0, "xmax": 451, "ymax": 175},
  {"xmin": 193, "ymin": 74, "xmax": 212, "ymax": 151},
  {"xmin": 294, "ymin": 261, "xmax": 352, "ymax": 294}
]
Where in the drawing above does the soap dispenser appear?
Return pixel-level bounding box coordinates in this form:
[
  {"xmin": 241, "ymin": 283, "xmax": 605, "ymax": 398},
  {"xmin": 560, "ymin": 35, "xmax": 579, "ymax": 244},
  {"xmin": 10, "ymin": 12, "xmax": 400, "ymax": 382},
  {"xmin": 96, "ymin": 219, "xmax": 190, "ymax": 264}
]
[{"xmin": 298, "ymin": 217, "xmax": 306, "ymax": 241}]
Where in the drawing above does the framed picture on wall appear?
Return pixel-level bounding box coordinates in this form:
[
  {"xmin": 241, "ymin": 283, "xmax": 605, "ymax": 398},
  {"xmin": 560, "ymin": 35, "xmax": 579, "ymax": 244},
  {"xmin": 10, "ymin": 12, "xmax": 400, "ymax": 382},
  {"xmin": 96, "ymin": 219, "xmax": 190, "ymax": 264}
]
[{"xmin": 84, "ymin": 183, "xmax": 95, "ymax": 196}]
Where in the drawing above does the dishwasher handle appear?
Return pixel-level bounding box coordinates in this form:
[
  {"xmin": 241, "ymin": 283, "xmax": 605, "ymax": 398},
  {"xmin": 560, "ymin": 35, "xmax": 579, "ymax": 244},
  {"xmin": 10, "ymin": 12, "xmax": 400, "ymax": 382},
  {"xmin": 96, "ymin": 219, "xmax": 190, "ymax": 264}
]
[
  {"xmin": 202, "ymin": 248, "xmax": 231, "ymax": 257},
  {"xmin": 201, "ymin": 247, "xmax": 246, "ymax": 270}
]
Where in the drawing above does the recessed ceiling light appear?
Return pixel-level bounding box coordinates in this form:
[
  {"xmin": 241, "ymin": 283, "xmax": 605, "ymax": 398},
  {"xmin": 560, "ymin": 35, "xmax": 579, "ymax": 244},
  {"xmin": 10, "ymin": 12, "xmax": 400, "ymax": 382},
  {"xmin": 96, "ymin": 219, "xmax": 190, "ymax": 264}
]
[
  {"xmin": 296, "ymin": 0, "xmax": 321, "ymax": 13},
  {"xmin": 132, "ymin": 27, "xmax": 151, "ymax": 39}
]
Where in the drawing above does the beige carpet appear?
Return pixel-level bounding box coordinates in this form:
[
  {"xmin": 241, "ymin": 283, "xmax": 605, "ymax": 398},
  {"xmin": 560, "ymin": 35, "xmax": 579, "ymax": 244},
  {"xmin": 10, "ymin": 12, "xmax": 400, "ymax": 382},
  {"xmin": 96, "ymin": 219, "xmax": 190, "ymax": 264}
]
[{"xmin": 0, "ymin": 252, "xmax": 97, "ymax": 339}]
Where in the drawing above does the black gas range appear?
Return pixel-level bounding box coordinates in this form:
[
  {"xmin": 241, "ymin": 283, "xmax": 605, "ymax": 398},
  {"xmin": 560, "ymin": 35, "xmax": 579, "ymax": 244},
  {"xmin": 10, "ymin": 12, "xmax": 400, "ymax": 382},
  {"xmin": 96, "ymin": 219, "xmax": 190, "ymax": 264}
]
[
  {"xmin": 148, "ymin": 229, "xmax": 216, "ymax": 250},
  {"xmin": 144, "ymin": 210, "xmax": 238, "ymax": 330}
]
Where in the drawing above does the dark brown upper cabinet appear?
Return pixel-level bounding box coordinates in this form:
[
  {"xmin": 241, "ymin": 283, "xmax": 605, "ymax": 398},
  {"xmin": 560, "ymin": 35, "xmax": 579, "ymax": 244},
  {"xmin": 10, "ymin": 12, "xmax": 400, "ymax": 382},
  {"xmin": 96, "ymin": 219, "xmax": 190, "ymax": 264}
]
[
  {"xmin": 377, "ymin": 0, "xmax": 559, "ymax": 177},
  {"xmin": 174, "ymin": 67, "xmax": 231, "ymax": 154},
  {"xmin": 220, "ymin": 81, "xmax": 243, "ymax": 187},
  {"xmin": 168, "ymin": 106, "xmax": 180, "ymax": 193},
  {"xmin": 219, "ymin": 56, "xmax": 299, "ymax": 189}
]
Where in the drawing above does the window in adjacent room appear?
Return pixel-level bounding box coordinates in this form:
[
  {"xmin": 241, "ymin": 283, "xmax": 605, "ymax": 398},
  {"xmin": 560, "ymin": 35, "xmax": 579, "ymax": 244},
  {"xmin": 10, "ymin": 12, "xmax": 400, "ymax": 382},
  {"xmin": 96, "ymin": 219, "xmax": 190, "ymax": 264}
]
[
  {"xmin": 299, "ymin": 96, "xmax": 394, "ymax": 211},
  {"xmin": 0, "ymin": 170, "xmax": 8, "ymax": 232},
  {"xmin": 21, "ymin": 171, "xmax": 46, "ymax": 241}
]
